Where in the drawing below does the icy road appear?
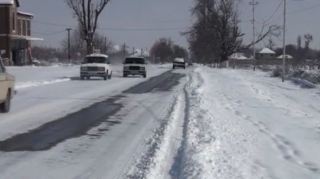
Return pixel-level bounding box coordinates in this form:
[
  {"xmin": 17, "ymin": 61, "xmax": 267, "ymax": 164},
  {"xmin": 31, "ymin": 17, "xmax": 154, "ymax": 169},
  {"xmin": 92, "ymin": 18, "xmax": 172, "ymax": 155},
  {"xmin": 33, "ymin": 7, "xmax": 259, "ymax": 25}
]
[{"xmin": 0, "ymin": 65, "xmax": 319, "ymax": 179}]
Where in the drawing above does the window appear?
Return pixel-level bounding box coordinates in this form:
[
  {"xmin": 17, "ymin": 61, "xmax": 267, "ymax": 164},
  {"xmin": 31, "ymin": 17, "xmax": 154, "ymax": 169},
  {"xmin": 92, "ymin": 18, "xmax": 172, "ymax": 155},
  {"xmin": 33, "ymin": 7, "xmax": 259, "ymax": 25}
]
[
  {"xmin": 12, "ymin": 13, "xmax": 15, "ymax": 31},
  {"xmin": 27, "ymin": 21, "xmax": 31, "ymax": 36},
  {"xmin": 124, "ymin": 58, "xmax": 146, "ymax": 64},
  {"xmin": 84, "ymin": 57, "xmax": 108, "ymax": 64},
  {"xmin": 0, "ymin": 57, "xmax": 5, "ymax": 72},
  {"xmin": 22, "ymin": 20, "xmax": 26, "ymax": 35},
  {"xmin": 17, "ymin": 19, "xmax": 21, "ymax": 34}
]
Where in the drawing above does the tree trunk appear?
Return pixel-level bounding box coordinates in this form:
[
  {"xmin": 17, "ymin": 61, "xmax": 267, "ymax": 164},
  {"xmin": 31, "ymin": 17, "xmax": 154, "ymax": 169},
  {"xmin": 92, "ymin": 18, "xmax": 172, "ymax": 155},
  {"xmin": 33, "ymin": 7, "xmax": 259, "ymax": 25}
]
[{"xmin": 86, "ymin": 40, "xmax": 93, "ymax": 55}]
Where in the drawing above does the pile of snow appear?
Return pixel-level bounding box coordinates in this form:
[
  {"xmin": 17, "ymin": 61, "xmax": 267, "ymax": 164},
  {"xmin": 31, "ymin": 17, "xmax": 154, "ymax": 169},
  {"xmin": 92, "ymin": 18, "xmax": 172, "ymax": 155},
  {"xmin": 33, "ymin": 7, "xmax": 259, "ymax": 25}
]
[{"xmin": 6, "ymin": 66, "xmax": 79, "ymax": 89}]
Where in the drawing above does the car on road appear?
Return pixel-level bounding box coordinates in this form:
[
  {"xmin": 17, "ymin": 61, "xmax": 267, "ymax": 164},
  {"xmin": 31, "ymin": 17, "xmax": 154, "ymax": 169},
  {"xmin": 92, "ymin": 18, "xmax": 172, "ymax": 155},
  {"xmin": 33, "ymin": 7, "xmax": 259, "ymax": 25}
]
[
  {"xmin": 123, "ymin": 57, "xmax": 147, "ymax": 78},
  {"xmin": 80, "ymin": 54, "xmax": 112, "ymax": 80},
  {"xmin": 0, "ymin": 56, "xmax": 16, "ymax": 113},
  {"xmin": 173, "ymin": 58, "xmax": 186, "ymax": 69}
]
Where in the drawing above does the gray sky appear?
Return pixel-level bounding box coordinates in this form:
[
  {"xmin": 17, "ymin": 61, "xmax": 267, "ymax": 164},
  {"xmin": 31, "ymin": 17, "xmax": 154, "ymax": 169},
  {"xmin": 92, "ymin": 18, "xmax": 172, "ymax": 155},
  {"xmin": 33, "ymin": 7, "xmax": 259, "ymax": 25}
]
[{"xmin": 20, "ymin": 0, "xmax": 320, "ymax": 50}]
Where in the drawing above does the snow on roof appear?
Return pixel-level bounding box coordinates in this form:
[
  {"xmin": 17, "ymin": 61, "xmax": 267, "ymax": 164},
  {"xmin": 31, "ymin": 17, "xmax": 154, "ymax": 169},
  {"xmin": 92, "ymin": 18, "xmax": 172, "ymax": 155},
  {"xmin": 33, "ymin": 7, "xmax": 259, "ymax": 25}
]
[
  {"xmin": 174, "ymin": 58, "xmax": 185, "ymax": 62},
  {"xmin": 86, "ymin": 53, "xmax": 109, "ymax": 58},
  {"xmin": 277, "ymin": 54, "xmax": 293, "ymax": 59},
  {"xmin": 0, "ymin": 0, "xmax": 13, "ymax": 4},
  {"xmin": 259, "ymin": 48, "xmax": 275, "ymax": 54},
  {"xmin": 18, "ymin": 11, "xmax": 34, "ymax": 17},
  {"xmin": 229, "ymin": 53, "xmax": 249, "ymax": 60}
]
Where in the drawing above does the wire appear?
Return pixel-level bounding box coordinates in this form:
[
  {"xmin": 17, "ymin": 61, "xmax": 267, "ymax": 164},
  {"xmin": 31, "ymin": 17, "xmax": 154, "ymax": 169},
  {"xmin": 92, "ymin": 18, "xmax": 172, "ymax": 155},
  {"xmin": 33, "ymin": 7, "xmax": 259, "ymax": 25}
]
[
  {"xmin": 263, "ymin": 0, "xmax": 283, "ymax": 23},
  {"xmin": 32, "ymin": 20, "xmax": 187, "ymax": 31},
  {"xmin": 32, "ymin": 30, "xmax": 66, "ymax": 35},
  {"xmin": 287, "ymin": 2, "xmax": 320, "ymax": 15}
]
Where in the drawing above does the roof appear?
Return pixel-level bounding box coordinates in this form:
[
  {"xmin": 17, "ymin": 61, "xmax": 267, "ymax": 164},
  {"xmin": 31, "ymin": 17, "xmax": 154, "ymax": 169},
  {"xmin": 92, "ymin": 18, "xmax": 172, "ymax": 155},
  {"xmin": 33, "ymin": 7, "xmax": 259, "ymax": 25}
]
[
  {"xmin": 86, "ymin": 53, "xmax": 109, "ymax": 58},
  {"xmin": 11, "ymin": 35, "xmax": 44, "ymax": 41},
  {"xmin": 0, "ymin": 0, "xmax": 13, "ymax": 4},
  {"xmin": 18, "ymin": 11, "xmax": 34, "ymax": 17},
  {"xmin": 229, "ymin": 53, "xmax": 249, "ymax": 60},
  {"xmin": 277, "ymin": 54, "xmax": 293, "ymax": 59},
  {"xmin": 0, "ymin": 0, "xmax": 19, "ymax": 7},
  {"xmin": 259, "ymin": 48, "xmax": 275, "ymax": 54}
]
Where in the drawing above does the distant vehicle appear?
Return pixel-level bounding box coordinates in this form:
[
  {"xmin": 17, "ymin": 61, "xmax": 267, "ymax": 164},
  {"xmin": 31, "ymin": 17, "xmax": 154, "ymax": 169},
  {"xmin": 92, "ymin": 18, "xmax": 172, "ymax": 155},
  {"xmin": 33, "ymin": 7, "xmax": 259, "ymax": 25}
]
[
  {"xmin": 173, "ymin": 58, "xmax": 186, "ymax": 69},
  {"xmin": 123, "ymin": 57, "xmax": 147, "ymax": 78},
  {"xmin": 80, "ymin": 53, "xmax": 112, "ymax": 80},
  {"xmin": 0, "ymin": 56, "xmax": 16, "ymax": 113}
]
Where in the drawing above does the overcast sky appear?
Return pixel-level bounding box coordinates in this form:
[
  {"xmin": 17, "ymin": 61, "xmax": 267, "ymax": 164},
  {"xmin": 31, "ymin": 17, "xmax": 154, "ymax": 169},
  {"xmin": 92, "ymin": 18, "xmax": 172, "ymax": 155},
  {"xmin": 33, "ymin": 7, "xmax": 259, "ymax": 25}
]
[{"xmin": 20, "ymin": 0, "xmax": 320, "ymax": 50}]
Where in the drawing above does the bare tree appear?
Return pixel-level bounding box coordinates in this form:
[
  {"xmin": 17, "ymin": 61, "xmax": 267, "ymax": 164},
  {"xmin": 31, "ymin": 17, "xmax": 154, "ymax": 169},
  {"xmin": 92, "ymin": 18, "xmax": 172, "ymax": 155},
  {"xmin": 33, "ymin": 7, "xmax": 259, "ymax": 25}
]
[
  {"xmin": 244, "ymin": 23, "xmax": 282, "ymax": 49},
  {"xmin": 65, "ymin": 0, "xmax": 111, "ymax": 54},
  {"xmin": 304, "ymin": 33, "xmax": 313, "ymax": 50},
  {"xmin": 150, "ymin": 38, "xmax": 174, "ymax": 63},
  {"xmin": 183, "ymin": 0, "xmax": 244, "ymax": 64},
  {"xmin": 266, "ymin": 37, "xmax": 276, "ymax": 50}
]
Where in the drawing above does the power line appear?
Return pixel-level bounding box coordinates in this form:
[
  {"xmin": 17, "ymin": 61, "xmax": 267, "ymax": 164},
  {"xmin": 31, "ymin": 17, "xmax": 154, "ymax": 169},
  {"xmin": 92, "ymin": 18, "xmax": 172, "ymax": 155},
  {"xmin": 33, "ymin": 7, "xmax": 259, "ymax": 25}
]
[
  {"xmin": 32, "ymin": 20, "xmax": 187, "ymax": 31},
  {"xmin": 263, "ymin": 0, "xmax": 283, "ymax": 23},
  {"xmin": 31, "ymin": 30, "xmax": 65, "ymax": 35},
  {"xmin": 287, "ymin": 2, "xmax": 320, "ymax": 15}
]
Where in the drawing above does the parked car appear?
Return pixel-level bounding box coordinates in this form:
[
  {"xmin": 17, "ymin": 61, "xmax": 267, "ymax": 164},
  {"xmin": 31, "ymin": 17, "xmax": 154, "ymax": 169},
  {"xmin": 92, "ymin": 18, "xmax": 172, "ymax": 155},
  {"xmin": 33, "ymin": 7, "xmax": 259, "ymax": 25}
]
[
  {"xmin": 173, "ymin": 58, "xmax": 186, "ymax": 69},
  {"xmin": 0, "ymin": 56, "xmax": 16, "ymax": 113},
  {"xmin": 80, "ymin": 54, "xmax": 112, "ymax": 80},
  {"xmin": 123, "ymin": 57, "xmax": 147, "ymax": 78}
]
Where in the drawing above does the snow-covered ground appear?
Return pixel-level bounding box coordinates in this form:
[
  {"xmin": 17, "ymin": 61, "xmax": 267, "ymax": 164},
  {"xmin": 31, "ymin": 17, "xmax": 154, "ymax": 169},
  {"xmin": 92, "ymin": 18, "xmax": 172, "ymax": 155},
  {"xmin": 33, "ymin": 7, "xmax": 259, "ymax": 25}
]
[
  {"xmin": 1, "ymin": 65, "xmax": 320, "ymax": 179},
  {"xmin": 176, "ymin": 67, "xmax": 320, "ymax": 179}
]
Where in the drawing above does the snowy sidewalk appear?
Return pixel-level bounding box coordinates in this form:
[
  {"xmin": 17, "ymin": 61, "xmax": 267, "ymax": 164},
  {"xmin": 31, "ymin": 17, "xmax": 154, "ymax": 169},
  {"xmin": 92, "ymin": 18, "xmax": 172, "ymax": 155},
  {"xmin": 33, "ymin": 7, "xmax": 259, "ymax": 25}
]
[{"xmin": 180, "ymin": 66, "xmax": 320, "ymax": 179}]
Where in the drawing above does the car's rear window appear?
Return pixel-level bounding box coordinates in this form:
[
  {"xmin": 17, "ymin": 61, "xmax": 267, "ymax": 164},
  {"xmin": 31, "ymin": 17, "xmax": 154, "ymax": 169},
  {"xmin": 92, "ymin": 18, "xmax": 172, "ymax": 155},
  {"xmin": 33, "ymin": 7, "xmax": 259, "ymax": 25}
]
[
  {"xmin": 124, "ymin": 58, "xmax": 145, "ymax": 64},
  {"xmin": 84, "ymin": 57, "xmax": 107, "ymax": 63}
]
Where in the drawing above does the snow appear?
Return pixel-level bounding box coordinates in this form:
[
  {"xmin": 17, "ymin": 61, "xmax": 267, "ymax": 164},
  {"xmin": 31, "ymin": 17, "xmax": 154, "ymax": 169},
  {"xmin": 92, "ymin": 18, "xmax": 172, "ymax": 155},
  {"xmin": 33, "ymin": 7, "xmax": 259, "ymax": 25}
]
[
  {"xmin": 179, "ymin": 66, "xmax": 320, "ymax": 179},
  {"xmin": 277, "ymin": 54, "xmax": 293, "ymax": 59},
  {"xmin": 0, "ymin": 0, "xmax": 13, "ymax": 4},
  {"xmin": 1, "ymin": 64, "xmax": 320, "ymax": 179},
  {"xmin": 259, "ymin": 48, "xmax": 275, "ymax": 54},
  {"xmin": 6, "ymin": 66, "xmax": 79, "ymax": 89},
  {"xmin": 174, "ymin": 58, "xmax": 185, "ymax": 63},
  {"xmin": 0, "ymin": 64, "xmax": 179, "ymax": 179},
  {"xmin": 229, "ymin": 53, "xmax": 249, "ymax": 60},
  {"xmin": 17, "ymin": 11, "xmax": 34, "ymax": 16}
]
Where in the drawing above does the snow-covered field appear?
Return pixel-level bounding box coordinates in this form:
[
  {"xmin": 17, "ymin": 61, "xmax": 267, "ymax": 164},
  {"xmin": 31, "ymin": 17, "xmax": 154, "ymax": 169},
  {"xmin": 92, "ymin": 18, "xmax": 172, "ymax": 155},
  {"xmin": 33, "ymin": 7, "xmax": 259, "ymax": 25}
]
[{"xmin": 1, "ymin": 65, "xmax": 320, "ymax": 179}]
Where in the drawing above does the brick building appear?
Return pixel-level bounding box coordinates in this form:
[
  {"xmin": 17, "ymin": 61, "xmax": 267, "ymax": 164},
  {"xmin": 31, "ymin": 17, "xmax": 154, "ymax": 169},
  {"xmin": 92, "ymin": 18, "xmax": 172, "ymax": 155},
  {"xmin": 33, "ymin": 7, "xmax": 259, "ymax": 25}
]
[{"xmin": 0, "ymin": 0, "xmax": 42, "ymax": 65}]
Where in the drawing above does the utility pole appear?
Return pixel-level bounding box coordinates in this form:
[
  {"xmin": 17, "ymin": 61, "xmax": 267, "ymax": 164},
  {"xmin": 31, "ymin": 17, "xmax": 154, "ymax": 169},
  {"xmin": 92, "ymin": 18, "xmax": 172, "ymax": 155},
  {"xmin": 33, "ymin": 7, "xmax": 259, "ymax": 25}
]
[
  {"xmin": 66, "ymin": 28, "xmax": 72, "ymax": 64},
  {"xmin": 141, "ymin": 48, "xmax": 143, "ymax": 56},
  {"xmin": 104, "ymin": 36, "xmax": 107, "ymax": 54},
  {"xmin": 249, "ymin": 0, "xmax": 258, "ymax": 71},
  {"xmin": 282, "ymin": 0, "xmax": 287, "ymax": 82},
  {"xmin": 123, "ymin": 43, "xmax": 129, "ymax": 59}
]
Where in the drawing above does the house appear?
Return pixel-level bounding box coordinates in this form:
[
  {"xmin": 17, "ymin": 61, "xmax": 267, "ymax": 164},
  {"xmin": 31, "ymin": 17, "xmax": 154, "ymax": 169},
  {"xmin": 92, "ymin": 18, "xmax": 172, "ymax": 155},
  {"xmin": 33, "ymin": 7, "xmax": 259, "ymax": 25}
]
[
  {"xmin": 0, "ymin": 0, "xmax": 42, "ymax": 66},
  {"xmin": 257, "ymin": 48, "xmax": 276, "ymax": 59},
  {"xmin": 229, "ymin": 53, "xmax": 249, "ymax": 60}
]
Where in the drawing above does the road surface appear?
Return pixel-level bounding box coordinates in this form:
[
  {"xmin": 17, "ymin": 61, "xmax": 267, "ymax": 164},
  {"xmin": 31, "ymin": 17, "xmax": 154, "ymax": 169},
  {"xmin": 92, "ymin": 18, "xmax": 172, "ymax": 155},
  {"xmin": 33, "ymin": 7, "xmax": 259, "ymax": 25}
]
[{"xmin": 1, "ymin": 65, "xmax": 320, "ymax": 179}]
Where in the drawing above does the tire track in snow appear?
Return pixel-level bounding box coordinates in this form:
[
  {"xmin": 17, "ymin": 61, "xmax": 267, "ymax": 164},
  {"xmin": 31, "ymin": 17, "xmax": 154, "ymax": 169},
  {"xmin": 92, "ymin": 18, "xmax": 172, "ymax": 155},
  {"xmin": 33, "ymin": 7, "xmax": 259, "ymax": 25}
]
[{"xmin": 124, "ymin": 92, "xmax": 182, "ymax": 179}]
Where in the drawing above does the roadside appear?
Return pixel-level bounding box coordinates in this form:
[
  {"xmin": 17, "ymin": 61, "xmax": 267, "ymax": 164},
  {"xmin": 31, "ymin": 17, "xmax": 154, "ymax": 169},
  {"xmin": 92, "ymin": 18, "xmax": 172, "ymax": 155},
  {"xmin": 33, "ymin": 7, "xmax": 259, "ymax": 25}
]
[{"xmin": 173, "ymin": 66, "xmax": 320, "ymax": 179}]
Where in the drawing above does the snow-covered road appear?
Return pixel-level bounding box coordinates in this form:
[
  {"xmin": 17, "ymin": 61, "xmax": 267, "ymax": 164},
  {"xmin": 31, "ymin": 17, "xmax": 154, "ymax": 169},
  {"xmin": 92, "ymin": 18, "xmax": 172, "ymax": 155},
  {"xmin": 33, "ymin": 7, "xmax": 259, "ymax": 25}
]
[{"xmin": 0, "ymin": 65, "xmax": 319, "ymax": 179}]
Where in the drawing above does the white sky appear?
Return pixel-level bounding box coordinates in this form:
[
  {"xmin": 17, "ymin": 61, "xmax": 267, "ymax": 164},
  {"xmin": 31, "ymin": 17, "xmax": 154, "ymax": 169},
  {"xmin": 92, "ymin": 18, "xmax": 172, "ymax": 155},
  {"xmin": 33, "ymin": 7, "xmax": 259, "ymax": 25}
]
[{"xmin": 19, "ymin": 0, "xmax": 320, "ymax": 50}]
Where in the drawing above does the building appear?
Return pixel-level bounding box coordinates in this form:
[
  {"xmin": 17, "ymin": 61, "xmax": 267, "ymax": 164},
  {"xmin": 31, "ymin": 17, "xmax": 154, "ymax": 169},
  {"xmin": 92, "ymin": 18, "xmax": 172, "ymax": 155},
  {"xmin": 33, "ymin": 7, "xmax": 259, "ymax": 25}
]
[
  {"xmin": 257, "ymin": 48, "xmax": 276, "ymax": 60},
  {"xmin": 0, "ymin": 0, "xmax": 42, "ymax": 65}
]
